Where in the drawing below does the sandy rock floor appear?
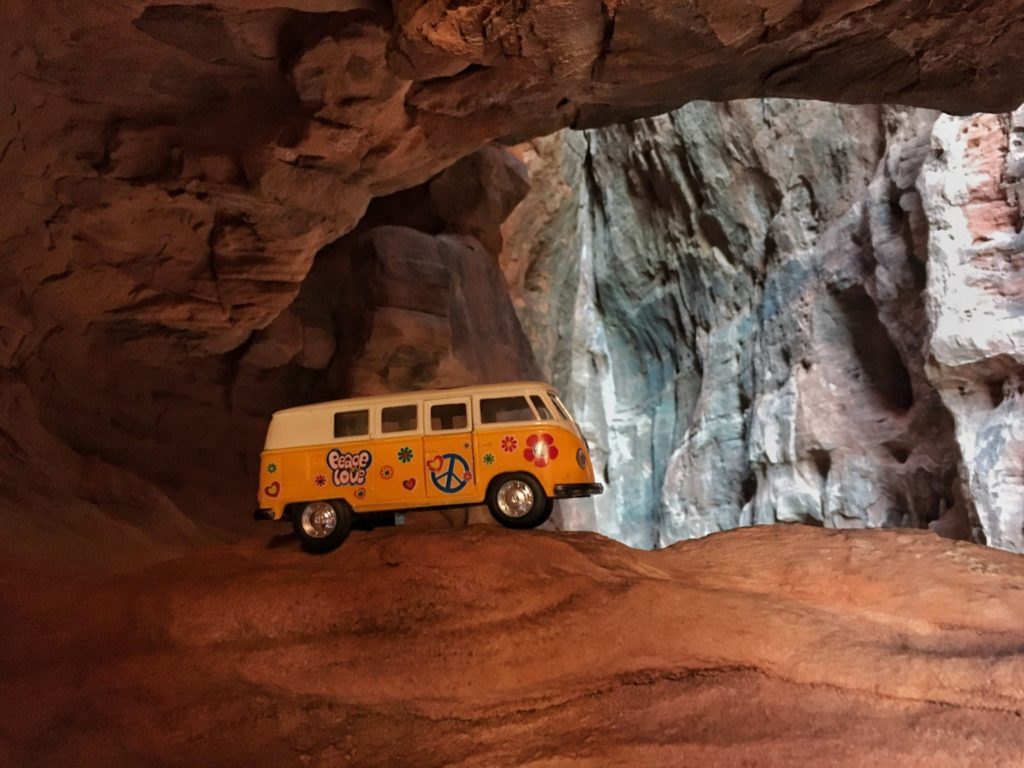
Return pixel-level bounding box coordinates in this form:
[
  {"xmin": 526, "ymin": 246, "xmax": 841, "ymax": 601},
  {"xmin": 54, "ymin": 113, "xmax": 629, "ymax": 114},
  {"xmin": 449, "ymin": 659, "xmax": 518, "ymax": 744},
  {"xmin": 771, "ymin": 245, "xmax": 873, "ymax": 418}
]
[{"xmin": 2, "ymin": 525, "xmax": 1023, "ymax": 767}]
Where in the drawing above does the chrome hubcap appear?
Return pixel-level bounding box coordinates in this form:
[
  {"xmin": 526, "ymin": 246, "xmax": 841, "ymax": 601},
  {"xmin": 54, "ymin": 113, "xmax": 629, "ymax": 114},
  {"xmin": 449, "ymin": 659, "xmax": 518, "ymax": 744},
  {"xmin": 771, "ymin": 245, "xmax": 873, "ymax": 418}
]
[
  {"xmin": 496, "ymin": 480, "xmax": 534, "ymax": 518},
  {"xmin": 300, "ymin": 502, "xmax": 337, "ymax": 538}
]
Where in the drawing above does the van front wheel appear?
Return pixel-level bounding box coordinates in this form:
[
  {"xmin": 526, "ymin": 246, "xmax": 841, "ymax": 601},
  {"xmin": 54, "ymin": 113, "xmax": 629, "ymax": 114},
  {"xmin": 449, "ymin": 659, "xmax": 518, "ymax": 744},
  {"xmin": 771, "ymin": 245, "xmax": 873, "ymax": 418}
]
[
  {"xmin": 293, "ymin": 499, "xmax": 353, "ymax": 554},
  {"xmin": 486, "ymin": 474, "xmax": 552, "ymax": 529}
]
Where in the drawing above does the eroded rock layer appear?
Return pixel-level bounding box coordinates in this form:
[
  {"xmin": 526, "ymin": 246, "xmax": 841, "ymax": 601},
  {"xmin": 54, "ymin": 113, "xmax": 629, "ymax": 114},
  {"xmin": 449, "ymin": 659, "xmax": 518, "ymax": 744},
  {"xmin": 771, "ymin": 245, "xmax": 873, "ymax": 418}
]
[{"xmin": 2, "ymin": 526, "xmax": 1023, "ymax": 766}]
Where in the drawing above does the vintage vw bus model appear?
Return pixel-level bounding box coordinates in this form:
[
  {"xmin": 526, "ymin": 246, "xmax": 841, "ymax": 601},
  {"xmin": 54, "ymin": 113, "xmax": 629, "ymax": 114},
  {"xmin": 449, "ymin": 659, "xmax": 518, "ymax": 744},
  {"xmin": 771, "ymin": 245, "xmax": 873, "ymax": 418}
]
[{"xmin": 255, "ymin": 381, "xmax": 603, "ymax": 552}]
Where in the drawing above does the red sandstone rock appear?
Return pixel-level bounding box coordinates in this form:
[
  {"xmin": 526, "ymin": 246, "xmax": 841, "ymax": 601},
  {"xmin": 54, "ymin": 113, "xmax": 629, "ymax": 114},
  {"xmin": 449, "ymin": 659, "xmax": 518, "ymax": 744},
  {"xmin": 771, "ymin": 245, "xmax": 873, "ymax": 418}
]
[
  {"xmin": 429, "ymin": 146, "xmax": 530, "ymax": 255},
  {"xmin": 1, "ymin": 525, "xmax": 1022, "ymax": 766},
  {"xmin": 344, "ymin": 225, "xmax": 540, "ymax": 393}
]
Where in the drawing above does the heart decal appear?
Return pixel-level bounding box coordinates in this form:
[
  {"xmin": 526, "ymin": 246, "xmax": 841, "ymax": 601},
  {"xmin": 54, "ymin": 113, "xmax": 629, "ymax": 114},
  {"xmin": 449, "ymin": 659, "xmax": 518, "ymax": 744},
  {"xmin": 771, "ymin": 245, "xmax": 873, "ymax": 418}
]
[
  {"xmin": 264, "ymin": 481, "xmax": 280, "ymax": 498},
  {"xmin": 426, "ymin": 455, "xmax": 444, "ymax": 473},
  {"xmin": 355, "ymin": 488, "xmax": 366, "ymax": 499},
  {"xmin": 402, "ymin": 478, "xmax": 416, "ymax": 491}
]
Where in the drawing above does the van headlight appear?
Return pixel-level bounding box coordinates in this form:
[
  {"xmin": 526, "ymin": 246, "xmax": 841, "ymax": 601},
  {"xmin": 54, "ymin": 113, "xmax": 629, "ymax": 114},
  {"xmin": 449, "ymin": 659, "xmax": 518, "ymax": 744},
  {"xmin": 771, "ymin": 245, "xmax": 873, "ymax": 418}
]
[{"xmin": 576, "ymin": 448, "xmax": 587, "ymax": 469}]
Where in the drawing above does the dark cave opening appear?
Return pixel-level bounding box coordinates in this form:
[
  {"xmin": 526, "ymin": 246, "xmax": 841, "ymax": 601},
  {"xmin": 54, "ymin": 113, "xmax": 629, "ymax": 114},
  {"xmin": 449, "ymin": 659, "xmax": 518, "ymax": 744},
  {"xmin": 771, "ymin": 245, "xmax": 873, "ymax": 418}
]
[
  {"xmin": 833, "ymin": 285, "xmax": 914, "ymax": 413},
  {"xmin": 810, "ymin": 448, "xmax": 832, "ymax": 479}
]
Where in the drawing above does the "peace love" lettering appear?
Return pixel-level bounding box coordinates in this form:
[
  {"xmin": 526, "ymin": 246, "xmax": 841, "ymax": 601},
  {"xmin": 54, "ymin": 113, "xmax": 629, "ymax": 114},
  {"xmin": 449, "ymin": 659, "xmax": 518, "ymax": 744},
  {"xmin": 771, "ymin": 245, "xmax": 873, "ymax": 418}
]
[{"xmin": 326, "ymin": 449, "xmax": 372, "ymax": 487}]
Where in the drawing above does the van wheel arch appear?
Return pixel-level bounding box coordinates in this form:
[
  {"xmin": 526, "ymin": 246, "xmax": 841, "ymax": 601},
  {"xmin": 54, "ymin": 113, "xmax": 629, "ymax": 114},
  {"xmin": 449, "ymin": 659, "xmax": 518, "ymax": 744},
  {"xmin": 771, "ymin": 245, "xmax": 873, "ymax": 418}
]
[
  {"xmin": 485, "ymin": 472, "xmax": 553, "ymax": 529},
  {"xmin": 291, "ymin": 498, "xmax": 353, "ymax": 554}
]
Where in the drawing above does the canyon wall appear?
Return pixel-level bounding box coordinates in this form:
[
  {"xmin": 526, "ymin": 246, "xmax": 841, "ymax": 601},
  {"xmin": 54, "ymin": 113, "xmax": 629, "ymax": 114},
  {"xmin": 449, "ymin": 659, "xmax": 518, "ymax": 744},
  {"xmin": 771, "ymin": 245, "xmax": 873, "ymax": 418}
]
[
  {"xmin": 5, "ymin": 2, "xmax": 1024, "ymax": 566},
  {"xmin": 504, "ymin": 100, "xmax": 1024, "ymax": 552}
]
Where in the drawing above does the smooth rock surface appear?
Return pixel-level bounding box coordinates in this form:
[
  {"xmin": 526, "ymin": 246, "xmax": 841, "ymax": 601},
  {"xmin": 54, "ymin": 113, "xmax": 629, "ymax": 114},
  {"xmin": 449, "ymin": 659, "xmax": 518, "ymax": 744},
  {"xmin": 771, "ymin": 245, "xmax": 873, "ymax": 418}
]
[{"xmin": 1, "ymin": 525, "xmax": 1022, "ymax": 767}]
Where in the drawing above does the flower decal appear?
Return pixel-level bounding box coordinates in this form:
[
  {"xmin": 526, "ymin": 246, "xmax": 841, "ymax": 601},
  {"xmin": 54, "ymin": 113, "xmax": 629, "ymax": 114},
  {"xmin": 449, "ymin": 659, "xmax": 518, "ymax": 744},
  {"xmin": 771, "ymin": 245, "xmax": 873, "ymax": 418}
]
[
  {"xmin": 525, "ymin": 433, "xmax": 559, "ymax": 468},
  {"xmin": 355, "ymin": 488, "xmax": 366, "ymax": 499},
  {"xmin": 500, "ymin": 435, "xmax": 518, "ymax": 453},
  {"xmin": 380, "ymin": 465, "xmax": 395, "ymax": 480},
  {"xmin": 483, "ymin": 453, "xmax": 495, "ymax": 465},
  {"xmin": 463, "ymin": 470, "xmax": 473, "ymax": 482},
  {"xmin": 267, "ymin": 463, "xmax": 278, "ymax": 474},
  {"xmin": 398, "ymin": 446, "xmax": 414, "ymax": 463},
  {"xmin": 314, "ymin": 474, "xmax": 327, "ymax": 487}
]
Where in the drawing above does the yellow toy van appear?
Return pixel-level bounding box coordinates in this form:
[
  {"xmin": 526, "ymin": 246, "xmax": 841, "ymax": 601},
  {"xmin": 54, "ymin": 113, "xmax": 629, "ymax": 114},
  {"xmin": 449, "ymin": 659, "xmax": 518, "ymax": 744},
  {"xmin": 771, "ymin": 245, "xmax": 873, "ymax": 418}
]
[{"xmin": 254, "ymin": 381, "xmax": 603, "ymax": 552}]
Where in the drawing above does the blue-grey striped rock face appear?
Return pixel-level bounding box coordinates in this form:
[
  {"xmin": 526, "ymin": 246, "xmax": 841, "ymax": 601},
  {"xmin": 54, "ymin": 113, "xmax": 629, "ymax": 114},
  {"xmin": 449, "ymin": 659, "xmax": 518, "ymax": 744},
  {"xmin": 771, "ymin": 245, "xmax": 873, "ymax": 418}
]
[{"xmin": 503, "ymin": 100, "xmax": 1024, "ymax": 553}]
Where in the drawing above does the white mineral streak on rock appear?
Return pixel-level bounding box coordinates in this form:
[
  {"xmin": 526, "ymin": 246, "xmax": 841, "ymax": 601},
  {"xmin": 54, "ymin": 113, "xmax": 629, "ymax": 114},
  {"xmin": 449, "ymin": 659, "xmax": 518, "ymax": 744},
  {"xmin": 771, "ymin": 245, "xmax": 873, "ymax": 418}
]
[
  {"xmin": 555, "ymin": 178, "xmax": 607, "ymax": 538},
  {"xmin": 921, "ymin": 110, "xmax": 1024, "ymax": 552}
]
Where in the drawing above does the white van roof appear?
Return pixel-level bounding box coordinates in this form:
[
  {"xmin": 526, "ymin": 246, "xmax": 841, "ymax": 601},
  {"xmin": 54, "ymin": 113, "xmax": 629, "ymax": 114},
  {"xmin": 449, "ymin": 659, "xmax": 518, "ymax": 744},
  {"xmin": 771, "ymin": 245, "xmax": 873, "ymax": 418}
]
[
  {"xmin": 272, "ymin": 380, "xmax": 558, "ymax": 418},
  {"xmin": 264, "ymin": 381, "xmax": 564, "ymax": 451}
]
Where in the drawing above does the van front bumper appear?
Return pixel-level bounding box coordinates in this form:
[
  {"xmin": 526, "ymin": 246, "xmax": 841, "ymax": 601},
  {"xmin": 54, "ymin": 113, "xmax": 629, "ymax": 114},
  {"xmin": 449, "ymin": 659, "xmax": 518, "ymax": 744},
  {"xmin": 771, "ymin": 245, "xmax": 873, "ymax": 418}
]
[{"xmin": 554, "ymin": 483, "xmax": 604, "ymax": 499}]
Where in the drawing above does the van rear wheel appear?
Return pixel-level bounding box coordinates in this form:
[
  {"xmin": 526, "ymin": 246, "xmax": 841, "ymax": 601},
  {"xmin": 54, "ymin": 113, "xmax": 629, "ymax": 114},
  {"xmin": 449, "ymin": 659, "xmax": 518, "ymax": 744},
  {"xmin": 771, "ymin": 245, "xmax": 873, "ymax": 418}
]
[
  {"xmin": 486, "ymin": 473, "xmax": 552, "ymax": 529},
  {"xmin": 293, "ymin": 499, "xmax": 353, "ymax": 554}
]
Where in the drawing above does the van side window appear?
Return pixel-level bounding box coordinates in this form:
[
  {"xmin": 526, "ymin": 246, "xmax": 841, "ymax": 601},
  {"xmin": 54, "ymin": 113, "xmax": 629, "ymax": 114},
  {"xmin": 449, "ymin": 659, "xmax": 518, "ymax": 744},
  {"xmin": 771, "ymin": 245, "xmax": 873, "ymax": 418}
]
[
  {"xmin": 334, "ymin": 409, "xmax": 369, "ymax": 438},
  {"xmin": 381, "ymin": 404, "xmax": 417, "ymax": 434},
  {"xmin": 530, "ymin": 395, "xmax": 553, "ymax": 420},
  {"xmin": 431, "ymin": 403, "xmax": 468, "ymax": 431},
  {"xmin": 480, "ymin": 396, "xmax": 536, "ymax": 424}
]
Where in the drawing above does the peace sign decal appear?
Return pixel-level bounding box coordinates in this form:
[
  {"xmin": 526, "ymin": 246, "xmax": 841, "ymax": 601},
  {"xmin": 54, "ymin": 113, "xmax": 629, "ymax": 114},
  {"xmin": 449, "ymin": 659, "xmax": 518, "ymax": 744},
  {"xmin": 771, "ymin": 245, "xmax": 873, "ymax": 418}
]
[{"xmin": 428, "ymin": 453, "xmax": 470, "ymax": 494}]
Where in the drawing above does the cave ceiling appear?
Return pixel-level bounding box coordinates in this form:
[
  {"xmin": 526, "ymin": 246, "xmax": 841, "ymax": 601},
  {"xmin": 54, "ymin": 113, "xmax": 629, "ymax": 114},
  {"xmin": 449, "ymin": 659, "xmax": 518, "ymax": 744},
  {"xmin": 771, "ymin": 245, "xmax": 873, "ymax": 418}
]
[{"xmin": 4, "ymin": 1, "xmax": 1022, "ymax": 353}]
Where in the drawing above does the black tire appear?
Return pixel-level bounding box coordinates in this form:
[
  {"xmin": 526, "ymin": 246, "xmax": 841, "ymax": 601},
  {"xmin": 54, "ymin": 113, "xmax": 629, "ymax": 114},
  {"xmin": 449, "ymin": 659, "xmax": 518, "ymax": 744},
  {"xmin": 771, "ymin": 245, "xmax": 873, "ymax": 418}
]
[
  {"xmin": 486, "ymin": 473, "xmax": 552, "ymax": 529},
  {"xmin": 292, "ymin": 499, "xmax": 353, "ymax": 554}
]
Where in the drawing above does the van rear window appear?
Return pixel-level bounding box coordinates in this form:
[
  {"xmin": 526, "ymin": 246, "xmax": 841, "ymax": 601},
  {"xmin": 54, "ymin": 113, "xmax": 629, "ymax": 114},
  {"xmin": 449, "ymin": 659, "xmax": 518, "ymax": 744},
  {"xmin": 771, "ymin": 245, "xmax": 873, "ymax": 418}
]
[
  {"xmin": 334, "ymin": 410, "xmax": 369, "ymax": 438},
  {"xmin": 431, "ymin": 402, "xmax": 468, "ymax": 431},
  {"xmin": 381, "ymin": 404, "xmax": 417, "ymax": 434},
  {"xmin": 480, "ymin": 396, "xmax": 536, "ymax": 424}
]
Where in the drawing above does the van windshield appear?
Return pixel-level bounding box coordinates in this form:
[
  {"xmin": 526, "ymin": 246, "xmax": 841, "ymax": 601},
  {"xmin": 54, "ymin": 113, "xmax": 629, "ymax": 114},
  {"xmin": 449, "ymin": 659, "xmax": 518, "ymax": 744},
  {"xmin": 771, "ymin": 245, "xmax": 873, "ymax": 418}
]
[{"xmin": 548, "ymin": 392, "xmax": 573, "ymax": 422}]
